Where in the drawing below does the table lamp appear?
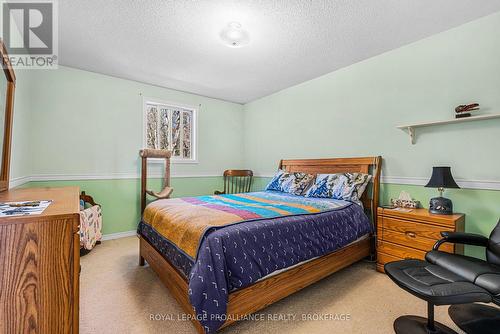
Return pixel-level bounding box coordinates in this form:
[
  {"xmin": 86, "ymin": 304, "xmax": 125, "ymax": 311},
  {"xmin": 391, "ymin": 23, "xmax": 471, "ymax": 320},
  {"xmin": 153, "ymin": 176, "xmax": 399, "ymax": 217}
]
[{"xmin": 424, "ymin": 167, "xmax": 460, "ymax": 215}]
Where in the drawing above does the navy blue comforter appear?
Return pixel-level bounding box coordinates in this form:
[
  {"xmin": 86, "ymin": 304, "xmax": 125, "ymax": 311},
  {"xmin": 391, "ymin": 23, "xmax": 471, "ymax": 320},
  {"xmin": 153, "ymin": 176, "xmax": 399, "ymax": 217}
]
[{"xmin": 184, "ymin": 202, "xmax": 372, "ymax": 333}]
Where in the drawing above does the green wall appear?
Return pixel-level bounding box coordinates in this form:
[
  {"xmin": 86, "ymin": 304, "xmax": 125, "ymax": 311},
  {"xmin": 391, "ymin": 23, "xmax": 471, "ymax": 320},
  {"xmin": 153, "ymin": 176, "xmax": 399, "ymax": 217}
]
[
  {"xmin": 10, "ymin": 67, "xmax": 243, "ymax": 236},
  {"xmin": 22, "ymin": 177, "xmax": 224, "ymax": 235},
  {"xmin": 243, "ymin": 12, "xmax": 500, "ymax": 180},
  {"xmin": 27, "ymin": 66, "xmax": 244, "ymax": 176},
  {"xmin": 8, "ymin": 13, "xmax": 500, "ymax": 260},
  {"xmin": 243, "ymin": 13, "xmax": 500, "ymax": 258}
]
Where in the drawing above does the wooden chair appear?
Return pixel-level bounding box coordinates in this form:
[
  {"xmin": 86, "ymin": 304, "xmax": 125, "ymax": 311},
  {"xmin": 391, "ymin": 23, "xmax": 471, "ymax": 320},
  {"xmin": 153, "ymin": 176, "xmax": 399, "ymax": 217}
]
[
  {"xmin": 79, "ymin": 191, "xmax": 101, "ymax": 256},
  {"xmin": 80, "ymin": 191, "xmax": 98, "ymax": 207},
  {"xmin": 214, "ymin": 170, "xmax": 253, "ymax": 195},
  {"xmin": 140, "ymin": 149, "xmax": 174, "ymax": 214}
]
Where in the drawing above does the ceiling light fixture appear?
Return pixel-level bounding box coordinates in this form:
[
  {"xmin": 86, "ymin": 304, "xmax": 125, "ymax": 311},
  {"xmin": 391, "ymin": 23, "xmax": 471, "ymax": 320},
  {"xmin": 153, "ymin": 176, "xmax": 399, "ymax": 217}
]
[{"xmin": 220, "ymin": 22, "xmax": 249, "ymax": 48}]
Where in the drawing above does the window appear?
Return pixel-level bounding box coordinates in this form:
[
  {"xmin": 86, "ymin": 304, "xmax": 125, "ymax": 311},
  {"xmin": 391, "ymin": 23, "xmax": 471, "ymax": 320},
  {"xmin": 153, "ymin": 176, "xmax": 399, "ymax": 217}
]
[{"xmin": 143, "ymin": 98, "xmax": 197, "ymax": 162}]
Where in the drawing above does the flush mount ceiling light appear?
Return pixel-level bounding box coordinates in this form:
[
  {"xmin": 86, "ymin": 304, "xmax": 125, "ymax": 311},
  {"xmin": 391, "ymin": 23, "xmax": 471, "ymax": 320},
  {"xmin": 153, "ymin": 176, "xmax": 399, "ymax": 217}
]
[{"xmin": 220, "ymin": 22, "xmax": 250, "ymax": 48}]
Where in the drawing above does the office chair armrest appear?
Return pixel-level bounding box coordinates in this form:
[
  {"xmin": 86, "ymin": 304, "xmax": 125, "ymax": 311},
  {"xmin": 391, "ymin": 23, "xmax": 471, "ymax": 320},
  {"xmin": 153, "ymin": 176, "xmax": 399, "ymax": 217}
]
[{"xmin": 433, "ymin": 231, "xmax": 489, "ymax": 250}]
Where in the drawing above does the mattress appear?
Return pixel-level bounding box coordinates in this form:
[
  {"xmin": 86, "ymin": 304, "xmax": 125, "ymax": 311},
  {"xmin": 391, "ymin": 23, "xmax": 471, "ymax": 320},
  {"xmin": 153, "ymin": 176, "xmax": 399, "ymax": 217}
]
[
  {"xmin": 254, "ymin": 233, "xmax": 370, "ymax": 283},
  {"xmin": 138, "ymin": 219, "xmax": 370, "ymax": 282},
  {"xmin": 138, "ymin": 221, "xmax": 194, "ymax": 277}
]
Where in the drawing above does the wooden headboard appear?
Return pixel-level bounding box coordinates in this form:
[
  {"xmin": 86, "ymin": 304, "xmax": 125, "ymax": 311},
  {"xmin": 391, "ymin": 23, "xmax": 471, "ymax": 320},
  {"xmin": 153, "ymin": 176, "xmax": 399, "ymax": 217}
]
[{"xmin": 279, "ymin": 156, "xmax": 382, "ymax": 224}]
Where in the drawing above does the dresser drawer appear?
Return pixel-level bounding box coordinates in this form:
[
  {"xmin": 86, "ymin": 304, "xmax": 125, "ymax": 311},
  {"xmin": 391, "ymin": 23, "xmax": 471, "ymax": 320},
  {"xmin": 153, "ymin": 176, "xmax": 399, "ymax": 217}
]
[
  {"xmin": 377, "ymin": 240, "xmax": 426, "ymax": 260},
  {"xmin": 377, "ymin": 252, "xmax": 405, "ymax": 273},
  {"xmin": 377, "ymin": 251, "xmax": 402, "ymax": 266},
  {"xmin": 377, "ymin": 226, "xmax": 454, "ymax": 253},
  {"xmin": 376, "ymin": 208, "xmax": 465, "ymax": 273},
  {"xmin": 381, "ymin": 216, "xmax": 453, "ymax": 239}
]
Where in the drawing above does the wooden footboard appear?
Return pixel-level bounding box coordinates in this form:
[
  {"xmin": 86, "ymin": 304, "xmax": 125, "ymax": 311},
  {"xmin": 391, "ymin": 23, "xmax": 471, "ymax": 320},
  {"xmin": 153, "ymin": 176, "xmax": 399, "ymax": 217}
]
[
  {"xmin": 139, "ymin": 235, "xmax": 371, "ymax": 333},
  {"xmin": 139, "ymin": 236, "xmax": 203, "ymax": 332}
]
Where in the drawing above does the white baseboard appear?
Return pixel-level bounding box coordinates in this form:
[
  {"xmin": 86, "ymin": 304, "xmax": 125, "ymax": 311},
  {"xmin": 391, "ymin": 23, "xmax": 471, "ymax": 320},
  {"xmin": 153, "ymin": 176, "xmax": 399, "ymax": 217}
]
[
  {"xmin": 9, "ymin": 173, "xmax": 221, "ymax": 188},
  {"xmin": 30, "ymin": 172, "xmax": 220, "ymax": 181},
  {"xmin": 381, "ymin": 176, "xmax": 500, "ymax": 191},
  {"xmin": 9, "ymin": 175, "xmax": 31, "ymax": 188},
  {"xmin": 11, "ymin": 173, "xmax": 500, "ymax": 191},
  {"xmin": 101, "ymin": 230, "xmax": 137, "ymax": 241}
]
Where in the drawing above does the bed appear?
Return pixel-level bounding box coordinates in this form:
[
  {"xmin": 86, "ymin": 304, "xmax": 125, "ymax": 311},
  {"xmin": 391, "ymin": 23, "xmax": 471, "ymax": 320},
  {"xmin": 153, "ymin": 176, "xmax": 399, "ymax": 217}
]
[{"xmin": 138, "ymin": 157, "xmax": 381, "ymax": 333}]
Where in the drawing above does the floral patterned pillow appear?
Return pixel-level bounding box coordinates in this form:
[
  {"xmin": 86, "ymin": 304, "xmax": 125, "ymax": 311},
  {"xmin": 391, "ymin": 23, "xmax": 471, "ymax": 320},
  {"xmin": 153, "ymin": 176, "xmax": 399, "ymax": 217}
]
[
  {"xmin": 281, "ymin": 172, "xmax": 315, "ymax": 195},
  {"xmin": 341, "ymin": 173, "xmax": 373, "ymax": 202},
  {"xmin": 305, "ymin": 173, "xmax": 372, "ymax": 203},
  {"xmin": 305, "ymin": 174, "xmax": 347, "ymax": 198},
  {"xmin": 265, "ymin": 170, "xmax": 315, "ymax": 195}
]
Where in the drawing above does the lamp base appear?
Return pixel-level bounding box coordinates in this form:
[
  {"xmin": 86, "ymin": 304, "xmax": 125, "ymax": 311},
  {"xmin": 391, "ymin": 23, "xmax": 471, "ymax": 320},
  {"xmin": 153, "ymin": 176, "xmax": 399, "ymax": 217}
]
[{"xmin": 429, "ymin": 196, "xmax": 453, "ymax": 215}]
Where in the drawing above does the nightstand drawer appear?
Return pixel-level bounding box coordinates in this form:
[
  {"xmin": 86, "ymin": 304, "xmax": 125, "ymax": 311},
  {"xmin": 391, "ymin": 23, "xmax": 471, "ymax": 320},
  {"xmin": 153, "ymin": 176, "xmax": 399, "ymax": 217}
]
[
  {"xmin": 377, "ymin": 252, "xmax": 406, "ymax": 273},
  {"xmin": 378, "ymin": 240, "xmax": 426, "ymax": 260},
  {"xmin": 377, "ymin": 227, "xmax": 454, "ymax": 253},
  {"xmin": 381, "ymin": 216, "xmax": 452, "ymax": 239},
  {"xmin": 377, "ymin": 252, "xmax": 402, "ymax": 265},
  {"xmin": 376, "ymin": 208, "xmax": 465, "ymax": 273}
]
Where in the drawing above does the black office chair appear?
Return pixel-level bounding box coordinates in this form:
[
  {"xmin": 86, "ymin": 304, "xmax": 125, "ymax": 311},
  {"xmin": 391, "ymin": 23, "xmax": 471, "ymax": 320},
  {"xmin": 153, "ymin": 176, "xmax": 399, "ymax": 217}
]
[{"xmin": 385, "ymin": 220, "xmax": 500, "ymax": 334}]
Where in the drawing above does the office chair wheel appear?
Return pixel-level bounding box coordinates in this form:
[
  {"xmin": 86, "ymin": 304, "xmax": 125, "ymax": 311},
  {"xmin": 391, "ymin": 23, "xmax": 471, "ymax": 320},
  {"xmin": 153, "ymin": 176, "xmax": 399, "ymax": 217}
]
[
  {"xmin": 394, "ymin": 315, "xmax": 457, "ymax": 334},
  {"xmin": 449, "ymin": 303, "xmax": 500, "ymax": 334}
]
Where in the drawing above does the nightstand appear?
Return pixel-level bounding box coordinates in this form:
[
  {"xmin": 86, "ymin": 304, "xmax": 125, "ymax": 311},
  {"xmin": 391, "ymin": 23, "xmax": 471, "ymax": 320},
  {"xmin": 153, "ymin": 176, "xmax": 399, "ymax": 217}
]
[{"xmin": 376, "ymin": 207, "xmax": 465, "ymax": 273}]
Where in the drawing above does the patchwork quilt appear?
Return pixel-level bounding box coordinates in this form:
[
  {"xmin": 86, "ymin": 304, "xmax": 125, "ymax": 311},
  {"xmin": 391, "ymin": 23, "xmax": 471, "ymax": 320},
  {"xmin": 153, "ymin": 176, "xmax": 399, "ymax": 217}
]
[{"xmin": 142, "ymin": 191, "xmax": 349, "ymax": 259}]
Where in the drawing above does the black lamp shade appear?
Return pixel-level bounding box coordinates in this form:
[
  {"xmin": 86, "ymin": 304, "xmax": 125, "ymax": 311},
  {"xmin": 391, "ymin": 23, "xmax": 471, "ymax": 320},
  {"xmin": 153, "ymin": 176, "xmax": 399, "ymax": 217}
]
[{"xmin": 425, "ymin": 167, "xmax": 460, "ymax": 189}]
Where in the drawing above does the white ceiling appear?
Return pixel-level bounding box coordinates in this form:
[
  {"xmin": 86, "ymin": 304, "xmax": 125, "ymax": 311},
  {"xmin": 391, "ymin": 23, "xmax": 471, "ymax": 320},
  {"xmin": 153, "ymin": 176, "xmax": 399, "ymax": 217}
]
[{"xmin": 59, "ymin": 0, "xmax": 500, "ymax": 104}]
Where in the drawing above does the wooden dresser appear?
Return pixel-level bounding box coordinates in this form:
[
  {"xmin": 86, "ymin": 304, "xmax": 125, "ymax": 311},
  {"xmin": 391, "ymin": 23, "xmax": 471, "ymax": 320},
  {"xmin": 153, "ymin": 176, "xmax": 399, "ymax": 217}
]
[
  {"xmin": 377, "ymin": 207, "xmax": 465, "ymax": 273},
  {"xmin": 0, "ymin": 187, "xmax": 80, "ymax": 333}
]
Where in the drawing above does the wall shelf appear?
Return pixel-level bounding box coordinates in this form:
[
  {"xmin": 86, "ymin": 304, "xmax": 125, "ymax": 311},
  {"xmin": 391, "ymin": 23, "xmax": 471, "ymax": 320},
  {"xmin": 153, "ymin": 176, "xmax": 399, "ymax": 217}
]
[{"xmin": 397, "ymin": 113, "xmax": 500, "ymax": 144}]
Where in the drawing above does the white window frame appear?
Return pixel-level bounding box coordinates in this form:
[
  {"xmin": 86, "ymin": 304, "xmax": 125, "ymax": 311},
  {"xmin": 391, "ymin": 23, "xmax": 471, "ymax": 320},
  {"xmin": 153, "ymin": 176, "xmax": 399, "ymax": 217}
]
[{"xmin": 142, "ymin": 97, "xmax": 198, "ymax": 164}]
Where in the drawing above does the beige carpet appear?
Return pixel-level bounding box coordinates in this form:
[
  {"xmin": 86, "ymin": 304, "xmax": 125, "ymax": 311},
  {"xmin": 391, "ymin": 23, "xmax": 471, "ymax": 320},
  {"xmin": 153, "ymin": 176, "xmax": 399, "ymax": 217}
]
[{"xmin": 80, "ymin": 237, "xmax": 464, "ymax": 334}]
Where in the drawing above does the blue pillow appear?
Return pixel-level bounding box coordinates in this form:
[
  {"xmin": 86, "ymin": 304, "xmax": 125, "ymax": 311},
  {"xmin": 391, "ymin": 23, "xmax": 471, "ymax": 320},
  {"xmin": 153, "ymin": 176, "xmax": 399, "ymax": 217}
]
[{"xmin": 265, "ymin": 170, "xmax": 285, "ymax": 191}]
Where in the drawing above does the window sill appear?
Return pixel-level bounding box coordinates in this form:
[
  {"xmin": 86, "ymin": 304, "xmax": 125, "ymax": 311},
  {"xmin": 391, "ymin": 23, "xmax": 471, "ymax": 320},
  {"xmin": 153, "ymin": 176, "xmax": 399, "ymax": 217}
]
[{"xmin": 172, "ymin": 159, "xmax": 199, "ymax": 164}]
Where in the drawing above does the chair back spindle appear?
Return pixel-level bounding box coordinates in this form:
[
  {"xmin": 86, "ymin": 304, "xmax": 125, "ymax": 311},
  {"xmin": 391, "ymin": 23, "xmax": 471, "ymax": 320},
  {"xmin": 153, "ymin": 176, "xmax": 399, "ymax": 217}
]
[{"xmin": 215, "ymin": 170, "xmax": 253, "ymax": 195}]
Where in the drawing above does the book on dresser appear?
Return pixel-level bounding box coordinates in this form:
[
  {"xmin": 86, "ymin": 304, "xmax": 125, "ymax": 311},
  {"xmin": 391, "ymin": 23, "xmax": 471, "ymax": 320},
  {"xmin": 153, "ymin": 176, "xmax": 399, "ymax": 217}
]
[
  {"xmin": 0, "ymin": 186, "xmax": 80, "ymax": 334},
  {"xmin": 376, "ymin": 207, "xmax": 465, "ymax": 273}
]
